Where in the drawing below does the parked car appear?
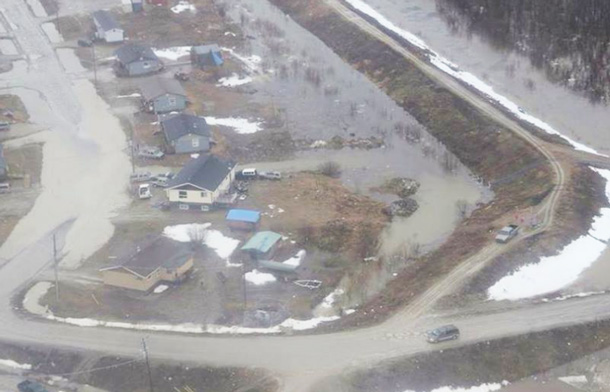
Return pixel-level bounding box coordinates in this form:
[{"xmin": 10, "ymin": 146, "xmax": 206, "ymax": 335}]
[
  {"xmin": 154, "ymin": 171, "xmax": 174, "ymax": 181},
  {"xmin": 137, "ymin": 147, "xmax": 164, "ymax": 160},
  {"xmin": 495, "ymin": 225, "xmax": 519, "ymax": 243},
  {"xmin": 151, "ymin": 177, "xmax": 169, "ymax": 188},
  {"xmin": 130, "ymin": 171, "xmax": 152, "ymax": 182},
  {"xmin": 174, "ymin": 71, "xmax": 189, "ymax": 81},
  {"xmin": 0, "ymin": 121, "xmax": 11, "ymax": 131},
  {"xmin": 18, "ymin": 380, "xmax": 49, "ymax": 392},
  {"xmin": 426, "ymin": 325, "xmax": 460, "ymax": 343},
  {"xmin": 138, "ymin": 184, "xmax": 152, "ymax": 199},
  {"xmin": 236, "ymin": 168, "xmax": 257, "ymax": 180},
  {"xmin": 259, "ymin": 171, "xmax": 281, "ymax": 180}
]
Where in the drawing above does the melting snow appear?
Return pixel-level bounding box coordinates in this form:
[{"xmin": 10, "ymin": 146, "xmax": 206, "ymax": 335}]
[
  {"xmin": 117, "ymin": 93, "xmax": 141, "ymax": 98},
  {"xmin": 344, "ymin": 0, "xmax": 603, "ymax": 157},
  {"xmin": 163, "ymin": 223, "xmax": 211, "ymax": 242},
  {"xmin": 283, "ymin": 250, "xmax": 306, "ymax": 267},
  {"xmin": 163, "ymin": 224, "xmax": 240, "ymax": 262},
  {"xmin": 319, "ymin": 288, "xmax": 345, "ymax": 309},
  {"xmin": 404, "ymin": 382, "xmax": 507, "ymax": 392},
  {"xmin": 205, "ymin": 116, "xmax": 262, "ymax": 134},
  {"xmin": 153, "ymin": 285, "xmax": 168, "ymax": 294},
  {"xmin": 221, "ymin": 47, "xmax": 262, "ymax": 74},
  {"xmin": 217, "ymin": 73, "xmax": 253, "ymax": 87},
  {"xmin": 245, "ymin": 269, "xmax": 276, "ymax": 285},
  {"xmin": 488, "ymin": 168, "xmax": 610, "ymax": 300},
  {"xmin": 171, "ymin": 1, "xmax": 196, "ymax": 13},
  {"xmin": 0, "ymin": 359, "xmax": 32, "ymax": 370},
  {"xmin": 153, "ymin": 46, "xmax": 191, "ymax": 61}
]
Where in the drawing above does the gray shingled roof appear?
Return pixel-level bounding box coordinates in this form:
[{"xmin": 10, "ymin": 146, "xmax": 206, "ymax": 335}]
[
  {"xmin": 140, "ymin": 77, "xmax": 186, "ymax": 101},
  {"xmin": 115, "ymin": 43, "xmax": 158, "ymax": 64},
  {"xmin": 103, "ymin": 236, "xmax": 192, "ymax": 279},
  {"xmin": 168, "ymin": 154, "xmax": 236, "ymax": 192},
  {"xmin": 92, "ymin": 10, "xmax": 120, "ymax": 32},
  {"xmin": 162, "ymin": 113, "xmax": 210, "ymax": 141}
]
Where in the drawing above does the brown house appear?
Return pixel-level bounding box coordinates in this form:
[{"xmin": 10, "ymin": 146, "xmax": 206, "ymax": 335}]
[{"xmin": 100, "ymin": 236, "xmax": 194, "ymax": 291}]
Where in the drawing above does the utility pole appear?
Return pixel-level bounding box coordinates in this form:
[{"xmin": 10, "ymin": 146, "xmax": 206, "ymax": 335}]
[
  {"xmin": 92, "ymin": 44, "xmax": 98, "ymax": 87},
  {"xmin": 141, "ymin": 338, "xmax": 154, "ymax": 392},
  {"xmin": 242, "ymin": 264, "xmax": 247, "ymax": 312},
  {"xmin": 53, "ymin": 234, "xmax": 59, "ymax": 302}
]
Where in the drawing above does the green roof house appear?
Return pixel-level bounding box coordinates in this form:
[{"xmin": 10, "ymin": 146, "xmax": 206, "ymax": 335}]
[{"xmin": 241, "ymin": 231, "xmax": 282, "ymax": 259}]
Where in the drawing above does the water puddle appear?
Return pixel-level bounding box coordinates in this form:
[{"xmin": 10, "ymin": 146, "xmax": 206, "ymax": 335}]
[
  {"xmin": 41, "ymin": 22, "xmax": 62, "ymax": 44},
  {"xmin": 0, "ymin": 39, "xmax": 18, "ymax": 55},
  {"xmin": 56, "ymin": 48, "xmax": 85, "ymax": 74}
]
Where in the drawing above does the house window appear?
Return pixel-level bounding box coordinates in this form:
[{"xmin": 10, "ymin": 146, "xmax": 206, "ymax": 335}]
[
  {"xmin": 200, "ymin": 205, "xmax": 210, "ymax": 212},
  {"xmin": 178, "ymin": 190, "xmax": 187, "ymax": 199},
  {"xmin": 179, "ymin": 204, "xmax": 189, "ymax": 210},
  {"xmin": 200, "ymin": 191, "xmax": 207, "ymax": 198},
  {"xmin": 192, "ymin": 138, "xmax": 200, "ymax": 148}
]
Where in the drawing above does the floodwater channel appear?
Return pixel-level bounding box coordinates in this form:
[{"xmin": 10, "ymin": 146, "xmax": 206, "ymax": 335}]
[{"xmin": 224, "ymin": 0, "xmax": 491, "ymax": 260}]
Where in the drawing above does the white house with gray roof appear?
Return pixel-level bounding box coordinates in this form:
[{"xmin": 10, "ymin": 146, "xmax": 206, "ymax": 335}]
[
  {"xmin": 92, "ymin": 10, "xmax": 124, "ymax": 43},
  {"xmin": 161, "ymin": 113, "xmax": 211, "ymax": 154},
  {"xmin": 166, "ymin": 154, "xmax": 236, "ymax": 211}
]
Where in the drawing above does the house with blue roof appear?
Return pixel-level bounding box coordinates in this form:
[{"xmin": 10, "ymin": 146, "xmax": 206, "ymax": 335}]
[
  {"xmin": 226, "ymin": 209, "xmax": 261, "ymax": 231},
  {"xmin": 241, "ymin": 231, "xmax": 282, "ymax": 259}
]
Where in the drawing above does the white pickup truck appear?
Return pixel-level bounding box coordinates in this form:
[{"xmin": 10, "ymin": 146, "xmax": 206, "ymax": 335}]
[{"xmin": 495, "ymin": 225, "xmax": 519, "ymax": 243}]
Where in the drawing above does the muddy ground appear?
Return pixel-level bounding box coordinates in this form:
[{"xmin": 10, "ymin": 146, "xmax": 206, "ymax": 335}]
[
  {"xmin": 0, "ymin": 95, "xmax": 29, "ymax": 123},
  {"xmin": 322, "ymin": 319, "xmax": 610, "ymax": 392}
]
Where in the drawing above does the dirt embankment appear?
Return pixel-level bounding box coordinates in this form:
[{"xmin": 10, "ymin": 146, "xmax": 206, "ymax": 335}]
[{"xmin": 333, "ymin": 319, "xmax": 610, "ymax": 392}]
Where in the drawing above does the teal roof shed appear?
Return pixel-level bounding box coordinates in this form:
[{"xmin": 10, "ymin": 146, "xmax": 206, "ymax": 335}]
[{"xmin": 241, "ymin": 231, "xmax": 282, "ymax": 255}]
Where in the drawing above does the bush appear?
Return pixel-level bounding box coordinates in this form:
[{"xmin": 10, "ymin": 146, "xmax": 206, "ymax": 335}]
[{"xmin": 318, "ymin": 161, "xmax": 342, "ymax": 178}]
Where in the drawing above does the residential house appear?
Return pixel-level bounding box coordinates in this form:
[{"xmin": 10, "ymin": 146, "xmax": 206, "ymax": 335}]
[
  {"xmin": 140, "ymin": 77, "xmax": 187, "ymax": 113},
  {"xmin": 0, "ymin": 145, "xmax": 6, "ymax": 181},
  {"xmin": 92, "ymin": 10, "xmax": 124, "ymax": 43},
  {"xmin": 226, "ymin": 209, "xmax": 261, "ymax": 231},
  {"xmin": 166, "ymin": 154, "xmax": 236, "ymax": 211},
  {"xmin": 100, "ymin": 236, "xmax": 194, "ymax": 291},
  {"xmin": 241, "ymin": 231, "xmax": 282, "ymax": 259},
  {"xmin": 191, "ymin": 44, "xmax": 223, "ymax": 68},
  {"xmin": 161, "ymin": 113, "xmax": 211, "ymax": 154},
  {"xmin": 114, "ymin": 43, "xmax": 163, "ymax": 77}
]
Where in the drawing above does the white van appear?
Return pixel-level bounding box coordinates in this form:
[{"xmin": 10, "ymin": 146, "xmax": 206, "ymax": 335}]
[{"xmin": 238, "ymin": 168, "xmax": 258, "ymax": 180}]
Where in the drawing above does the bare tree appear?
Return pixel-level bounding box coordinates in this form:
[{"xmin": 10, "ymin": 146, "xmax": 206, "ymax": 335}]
[
  {"xmin": 318, "ymin": 161, "xmax": 342, "ymax": 178},
  {"xmin": 455, "ymin": 199, "xmax": 469, "ymax": 219}
]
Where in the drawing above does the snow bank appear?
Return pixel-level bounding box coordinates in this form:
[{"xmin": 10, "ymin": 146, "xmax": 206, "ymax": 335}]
[
  {"xmin": 344, "ymin": 0, "xmax": 603, "ymax": 157},
  {"xmin": 541, "ymin": 291, "xmax": 605, "ymax": 303},
  {"xmin": 117, "ymin": 93, "xmax": 141, "ymax": 98},
  {"xmin": 488, "ymin": 168, "xmax": 610, "ymax": 300},
  {"xmin": 319, "ymin": 288, "xmax": 344, "ymax": 309},
  {"xmin": 217, "ymin": 73, "xmax": 253, "ymax": 87},
  {"xmin": 283, "ymin": 250, "xmax": 306, "ymax": 267},
  {"xmin": 163, "ymin": 224, "xmax": 240, "ymax": 264},
  {"xmin": 404, "ymin": 382, "xmax": 507, "ymax": 392},
  {"xmin": 245, "ymin": 269, "xmax": 276, "ymax": 285},
  {"xmin": 205, "ymin": 116, "xmax": 262, "ymax": 134},
  {"xmin": 153, "ymin": 285, "xmax": 168, "ymax": 294},
  {"xmin": 0, "ymin": 359, "xmax": 32, "ymax": 370},
  {"xmin": 171, "ymin": 1, "xmax": 196, "ymax": 14},
  {"xmin": 153, "ymin": 46, "xmax": 191, "ymax": 61}
]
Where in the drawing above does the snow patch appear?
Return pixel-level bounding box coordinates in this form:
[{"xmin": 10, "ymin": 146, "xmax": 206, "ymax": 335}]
[
  {"xmin": 171, "ymin": 1, "xmax": 196, "ymax": 14},
  {"xmin": 205, "ymin": 116, "xmax": 262, "ymax": 134},
  {"xmin": 217, "ymin": 73, "xmax": 253, "ymax": 87},
  {"xmin": 163, "ymin": 223, "xmax": 211, "ymax": 243},
  {"xmin": 117, "ymin": 93, "xmax": 141, "ymax": 98},
  {"xmin": 153, "ymin": 46, "xmax": 191, "ymax": 61},
  {"xmin": 153, "ymin": 285, "xmax": 168, "ymax": 294},
  {"xmin": 282, "ymin": 250, "xmax": 306, "ymax": 267},
  {"xmin": 404, "ymin": 382, "xmax": 508, "ymax": 392},
  {"xmin": 221, "ymin": 47, "xmax": 262, "ymax": 74},
  {"xmin": 0, "ymin": 359, "xmax": 32, "ymax": 370},
  {"xmin": 245, "ymin": 269, "xmax": 276, "ymax": 285},
  {"xmin": 344, "ymin": 0, "xmax": 603, "ymax": 157},
  {"xmin": 163, "ymin": 224, "xmax": 240, "ymax": 264},
  {"xmin": 488, "ymin": 168, "xmax": 610, "ymax": 300},
  {"xmin": 541, "ymin": 291, "xmax": 605, "ymax": 303}
]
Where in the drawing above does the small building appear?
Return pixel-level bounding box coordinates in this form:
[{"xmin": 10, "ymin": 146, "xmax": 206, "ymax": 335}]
[
  {"xmin": 166, "ymin": 154, "xmax": 236, "ymax": 211},
  {"xmin": 132, "ymin": 0, "xmax": 144, "ymax": 12},
  {"xmin": 114, "ymin": 43, "xmax": 163, "ymax": 77},
  {"xmin": 226, "ymin": 209, "xmax": 261, "ymax": 231},
  {"xmin": 161, "ymin": 113, "xmax": 211, "ymax": 154},
  {"xmin": 0, "ymin": 145, "xmax": 7, "ymax": 181},
  {"xmin": 140, "ymin": 77, "xmax": 187, "ymax": 113},
  {"xmin": 191, "ymin": 44, "xmax": 223, "ymax": 68},
  {"xmin": 100, "ymin": 236, "xmax": 193, "ymax": 292},
  {"xmin": 241, "ymin": 231, "xmax": 282, "ymax": 259},
  {"xmin": 92, "ymin": 10, "xmax": 124, "ymax": 43}
]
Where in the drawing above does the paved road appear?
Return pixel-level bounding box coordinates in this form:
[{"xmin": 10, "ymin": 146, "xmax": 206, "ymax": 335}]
[{"xmin": 0, "ymin": 1, "xmax": 609, "ymax": 392}]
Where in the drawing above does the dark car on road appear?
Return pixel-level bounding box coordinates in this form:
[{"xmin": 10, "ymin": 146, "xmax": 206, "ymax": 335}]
[{"xmin": 426, "ymin": 324, "xmax": 460, "ymax": 343}]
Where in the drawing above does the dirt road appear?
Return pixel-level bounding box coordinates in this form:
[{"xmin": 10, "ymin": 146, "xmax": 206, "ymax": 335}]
[{"xmin": 0, "ymin": 1, "xmax": 608, "ymax": 392}]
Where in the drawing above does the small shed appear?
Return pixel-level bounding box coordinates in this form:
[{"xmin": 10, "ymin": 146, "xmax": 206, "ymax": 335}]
[
  {"xmin": 226, "ymin": 209, "xmax": 261, "ymax": 231},
  {"xmin": 92, "ymin": 10, "xmax": 124, "ymax": 43},
  {"xmin": 140, "ymin": 77, "xmax": 187, "ymax": 113},
  {"xmin": 191, "ymin": 44, "xmax": 223, "ymax": 68},
  {"xmin": 241, "ymin": 231, "xmax": 282, "ymax": 259},
  {"xmin": 0, "ymin": 145, "xmax": 7, "ymax": 181},
  {"xmin": 132, "ymin": 0, "xmax": 144, "ymax": 12}
]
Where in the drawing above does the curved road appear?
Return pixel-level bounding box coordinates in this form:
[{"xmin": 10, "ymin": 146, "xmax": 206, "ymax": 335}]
[{"xmin": 0, "ymin": 1, "xmax": 608, "ymax": 392}]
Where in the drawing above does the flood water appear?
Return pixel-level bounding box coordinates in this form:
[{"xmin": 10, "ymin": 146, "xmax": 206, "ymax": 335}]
[{"xmin": 223, "ymin": 0, "xmax": 490, "ymax": 258}]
